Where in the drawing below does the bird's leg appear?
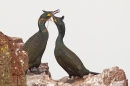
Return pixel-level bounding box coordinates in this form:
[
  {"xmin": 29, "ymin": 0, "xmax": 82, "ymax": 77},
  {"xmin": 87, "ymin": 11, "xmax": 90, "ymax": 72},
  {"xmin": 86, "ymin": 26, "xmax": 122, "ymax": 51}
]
[
  {"xmin": 67, "ymin": 76, "xmax": 75, "ymax": 81},
  {"xmin": 68, "ymin": 75, "xmax": 72, "ymax": 80},
  {"xmin": 75, "ymin": 76, "xmax": 81, "ymax": 80},
  {"xmin": 70, "ymin": 76, "xmax": 75, "ymax": 80},
  {"xmin": 66, "ymin": 76, "xmax": 75, "ymax": 84}
]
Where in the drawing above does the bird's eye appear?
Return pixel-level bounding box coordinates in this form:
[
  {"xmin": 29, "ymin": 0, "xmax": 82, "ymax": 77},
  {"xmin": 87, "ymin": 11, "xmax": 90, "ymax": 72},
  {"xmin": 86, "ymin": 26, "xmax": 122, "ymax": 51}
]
[{"xmin": 47, "ymin": 14, "xmax": 51, "ymax": 16}]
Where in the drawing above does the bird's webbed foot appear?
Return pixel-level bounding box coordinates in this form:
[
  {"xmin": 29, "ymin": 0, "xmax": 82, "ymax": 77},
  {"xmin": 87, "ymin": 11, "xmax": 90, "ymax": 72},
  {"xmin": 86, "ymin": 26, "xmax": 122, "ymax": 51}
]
[
  {"xmin": 66, "ymin": 76, "xmax": 75, "ymax": 84},
  {"xmin": 30, "ymin": 67, "xmax": 40, "ymax": 74}
]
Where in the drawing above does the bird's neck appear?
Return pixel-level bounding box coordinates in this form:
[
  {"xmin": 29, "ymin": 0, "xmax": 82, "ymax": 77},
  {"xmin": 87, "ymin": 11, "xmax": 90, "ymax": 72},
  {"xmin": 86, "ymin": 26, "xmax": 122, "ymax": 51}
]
[
  {"xmin": 56, "ymin": 25, "xmax": 65, "ymax": 46},
  {"xmin": 56, "ymin": 34, "xmax": 64, "ymax": 44},
  {"xmin": 38, "ymin": 18, "xmax": 48, "ymax": 33}
]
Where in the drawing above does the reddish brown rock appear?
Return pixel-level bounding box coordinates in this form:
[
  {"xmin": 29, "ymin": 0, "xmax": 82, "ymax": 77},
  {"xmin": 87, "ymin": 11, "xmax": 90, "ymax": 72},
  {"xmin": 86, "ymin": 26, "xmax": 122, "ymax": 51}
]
[
  {"xmin": 26, "ymin": 66, "xmax": 128, "ymax": 86},
  {"xmin": 11, "ymin": 37, "xmax": 23, "ymax": 43},
  {"xmin": 0, "ymin": 31, "xmax": 28, "ymax": 86},
  {"xmin": 71, "ymin": 66, "xmax": 128, "ymax": 86},
  {"xmin": 11, "ymin": 37, "xmax": 24, "ymax": 51}
]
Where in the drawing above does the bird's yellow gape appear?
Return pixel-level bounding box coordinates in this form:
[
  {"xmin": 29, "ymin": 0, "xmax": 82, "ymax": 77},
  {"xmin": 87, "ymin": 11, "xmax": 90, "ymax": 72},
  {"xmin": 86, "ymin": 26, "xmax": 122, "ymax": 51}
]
[
  {"xmin": 54, "ymin": 19, "xmax": 57, "ymax": 22},
  {"xmin": 47, "ymin": 13, "xmax": 51, "ymax": 16}
]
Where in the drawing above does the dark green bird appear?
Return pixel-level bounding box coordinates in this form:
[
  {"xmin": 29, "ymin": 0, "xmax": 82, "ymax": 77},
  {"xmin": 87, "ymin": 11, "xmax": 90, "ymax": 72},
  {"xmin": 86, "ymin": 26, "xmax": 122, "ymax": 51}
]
[
  {"xmin": 23, "ymin": 9, "xmax": 60, "ymax": 74},
  {"xmin": 53, "ymin": 16, "xmax": 99, "ymax": 78}
]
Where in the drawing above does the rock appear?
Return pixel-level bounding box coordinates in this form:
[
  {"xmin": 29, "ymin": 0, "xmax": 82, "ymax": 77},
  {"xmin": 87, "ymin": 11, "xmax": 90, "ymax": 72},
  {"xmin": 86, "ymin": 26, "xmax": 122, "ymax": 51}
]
[
  {"xmin": 0, "ymin": 31, "xmax": 128, "ymax": 86},
  {"xmin": 26, "ymin": 63, "xmax": 51, "ymax": 78},
  {"xmin": 26, "ymin": 73, "xmax": 56, "ymax": 86},
  {"xmin": 58, "ymin": 76, "xmax": 69, "ymax": 83},
  {"xmin": 71, "ymin": 66, "xmax": 128, "ymax": 86},
  {"xmin": 10, "ymin": 36, "xmax": 28, "ymax": 72},
  {"xmin": 26, "ymin": 66, "xmax": 128, "ymax": 86},
  {"xmin": 0, "ymin": 31, "xmax": 28, "ymax": 86}
]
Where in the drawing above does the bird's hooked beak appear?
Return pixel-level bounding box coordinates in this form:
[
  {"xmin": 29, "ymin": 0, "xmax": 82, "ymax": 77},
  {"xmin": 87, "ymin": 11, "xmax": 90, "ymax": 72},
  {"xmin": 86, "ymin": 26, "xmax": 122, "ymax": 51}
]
[
  {"xmin": 52, "ymin": 9, "xmax": 60, "ymax": 15},
  {"xmin": 52, "ymin": 10, "xmax": 60, "ymax": 22},
  {"xmin": 51, "ymin": 9, "xmax": 60, "ymax": 22},
  {"xmin": 47, "ymin": 9, "xmax": 60, "ymax": 22},
  {"xmin": 48, "ymin": 9, "xmax": 60, "ymax": 21},
  {"xmin": 42, "ymin": 9, "xmax": 60, "ymax": 17}
]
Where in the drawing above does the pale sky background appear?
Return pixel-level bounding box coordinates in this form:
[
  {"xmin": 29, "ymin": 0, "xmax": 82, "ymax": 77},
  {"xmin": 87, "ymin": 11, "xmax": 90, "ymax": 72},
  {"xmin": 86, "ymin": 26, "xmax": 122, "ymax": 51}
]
[{"xmin": 0, "ymin": 0, "xmax": 129, "ymax": 83}]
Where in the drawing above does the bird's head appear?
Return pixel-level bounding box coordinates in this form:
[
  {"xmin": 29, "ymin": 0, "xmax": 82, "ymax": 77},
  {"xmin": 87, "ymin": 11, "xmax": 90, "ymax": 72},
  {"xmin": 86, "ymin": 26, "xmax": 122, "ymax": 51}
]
[
  {"xmin": 53, "ymin": 15, "xmax": 64, "ymax": 25},
  {"xmin": 53, "ymin": 16, "xmax": 65, "ymax": 37},
  {"xmin": 38, "ymin": 9, "xmax": 60, "ymax": 24}
]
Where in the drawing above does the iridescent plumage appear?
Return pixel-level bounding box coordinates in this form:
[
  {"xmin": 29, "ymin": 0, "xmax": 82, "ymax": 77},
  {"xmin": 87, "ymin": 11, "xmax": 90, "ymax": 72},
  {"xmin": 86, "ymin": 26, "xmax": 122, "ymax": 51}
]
[
  {"xmin": 53, "ymin": 16, "xmax": 99, "ymax": 78},
  {"xmin": 23, "ymin": 10, "xmax": 59, "ymax": 74}
]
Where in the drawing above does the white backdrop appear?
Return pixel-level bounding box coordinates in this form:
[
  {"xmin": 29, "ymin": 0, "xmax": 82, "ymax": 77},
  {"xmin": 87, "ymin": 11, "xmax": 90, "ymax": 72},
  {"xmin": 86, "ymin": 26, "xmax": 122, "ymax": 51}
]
[{"xmin": 0, "ymin": 0, "xmax": 129, "ymax": 83}]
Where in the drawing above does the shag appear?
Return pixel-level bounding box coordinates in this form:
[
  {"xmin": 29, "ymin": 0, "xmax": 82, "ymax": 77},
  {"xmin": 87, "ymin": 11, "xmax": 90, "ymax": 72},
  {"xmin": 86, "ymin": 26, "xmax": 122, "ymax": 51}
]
[
  {"xmin": 53, "ymin": 16, "xmax": 99, "ymax": 78},
  {"xmin": 23, "ymin": 9, "xmax": 60, "ymax": 74}
]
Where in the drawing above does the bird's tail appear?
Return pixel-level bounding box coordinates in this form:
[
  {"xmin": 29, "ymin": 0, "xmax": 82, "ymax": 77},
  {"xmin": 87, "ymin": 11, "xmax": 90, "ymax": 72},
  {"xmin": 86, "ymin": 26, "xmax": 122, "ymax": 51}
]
[{"xmin": 89, "ymin": 71, "xmax": 100, "ymax": 75}]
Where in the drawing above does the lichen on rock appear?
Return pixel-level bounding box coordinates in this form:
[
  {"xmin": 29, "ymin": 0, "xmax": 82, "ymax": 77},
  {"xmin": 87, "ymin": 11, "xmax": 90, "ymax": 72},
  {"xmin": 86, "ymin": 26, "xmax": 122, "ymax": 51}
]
[{"xmin": 0, "ymin": 31, "xmax": 28, "ymax": 86}]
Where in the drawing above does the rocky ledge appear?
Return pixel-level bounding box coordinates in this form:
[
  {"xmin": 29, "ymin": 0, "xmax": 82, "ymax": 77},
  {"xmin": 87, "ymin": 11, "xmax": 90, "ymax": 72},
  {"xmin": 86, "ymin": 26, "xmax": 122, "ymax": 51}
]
[
  {"xmin": 0, "ymin": 31, "xmax": 128, "ymax": 86},
  {"xmin": 26, "ymin": 66, "xmax": 128, "ymax": 86}
]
